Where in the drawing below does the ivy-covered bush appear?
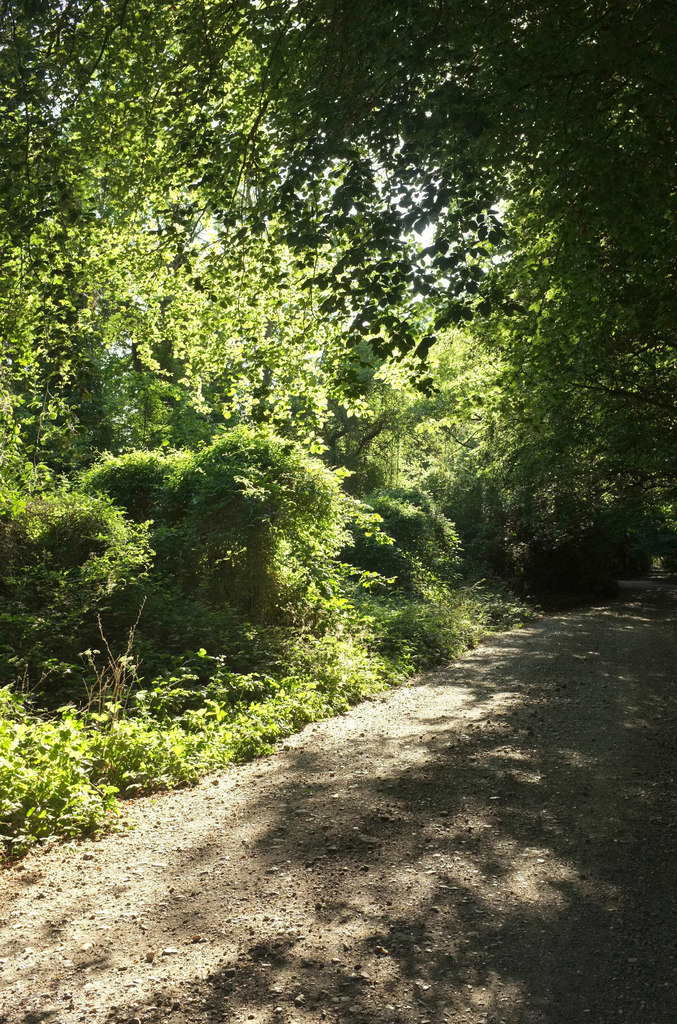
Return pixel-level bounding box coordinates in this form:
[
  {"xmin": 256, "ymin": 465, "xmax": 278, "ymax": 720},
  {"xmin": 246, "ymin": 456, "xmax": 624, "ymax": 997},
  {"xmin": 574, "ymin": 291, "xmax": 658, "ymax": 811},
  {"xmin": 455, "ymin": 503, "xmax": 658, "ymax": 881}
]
[
  {"xmin": 0, "ymin": 490, "xmax": 150, "ymax": 609},
  {"xmin": 0, "ymin": 490, "xmax": 151, "ymax": 690},
  {"xmin": 345, "ymin": 486, "xmax": 462, "ymax": 592},
  {"xmin": 78, "ymin": 449, "xmax": 180, "ymax": 524},
  {"xmin": 83, "ymin": 426, "xmax": 349, "ymax": 621}
]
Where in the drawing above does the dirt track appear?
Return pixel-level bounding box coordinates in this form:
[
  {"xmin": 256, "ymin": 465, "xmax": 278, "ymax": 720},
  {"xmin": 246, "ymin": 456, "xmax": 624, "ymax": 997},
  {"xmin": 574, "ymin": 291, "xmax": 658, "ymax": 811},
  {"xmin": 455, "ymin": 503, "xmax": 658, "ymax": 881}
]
[{"xmin": 2, "ymin": 585, "xmax": 677, "ymax": 1024}]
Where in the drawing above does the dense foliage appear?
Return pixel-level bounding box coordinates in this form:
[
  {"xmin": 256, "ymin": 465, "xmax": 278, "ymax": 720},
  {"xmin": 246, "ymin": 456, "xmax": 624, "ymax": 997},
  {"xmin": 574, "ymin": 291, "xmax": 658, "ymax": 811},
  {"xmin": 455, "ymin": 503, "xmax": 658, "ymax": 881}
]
[
  {"xmin": 0, "ymin": 426, "xmax": 527, "ymax": 854},
  {"xmin": 82, "ymin": 428, "xmax": 350, "ymax": 620},
  {"xmin": 347, "ymin": 487, "xmax": 462, "ymax": 592},
  {"xmin": 1, "ymin": 1, "xmax": 675, "ymax": 853}
]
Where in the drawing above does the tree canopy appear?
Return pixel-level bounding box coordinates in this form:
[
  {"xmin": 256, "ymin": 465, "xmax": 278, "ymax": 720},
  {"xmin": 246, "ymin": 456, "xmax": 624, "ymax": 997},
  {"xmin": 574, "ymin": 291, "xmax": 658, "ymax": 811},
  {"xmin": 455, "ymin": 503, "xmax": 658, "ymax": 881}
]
[{"xmin": 2, "ymin": 0, "xmax": 676, "ymax": 517}]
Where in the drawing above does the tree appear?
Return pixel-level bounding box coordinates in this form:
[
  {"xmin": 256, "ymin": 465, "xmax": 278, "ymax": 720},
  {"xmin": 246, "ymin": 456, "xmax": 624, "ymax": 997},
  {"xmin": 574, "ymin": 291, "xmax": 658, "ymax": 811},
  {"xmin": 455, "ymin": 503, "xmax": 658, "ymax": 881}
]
[{"xmin": 2, "ymin": 0, "xmax": 675, "ymax": 529}]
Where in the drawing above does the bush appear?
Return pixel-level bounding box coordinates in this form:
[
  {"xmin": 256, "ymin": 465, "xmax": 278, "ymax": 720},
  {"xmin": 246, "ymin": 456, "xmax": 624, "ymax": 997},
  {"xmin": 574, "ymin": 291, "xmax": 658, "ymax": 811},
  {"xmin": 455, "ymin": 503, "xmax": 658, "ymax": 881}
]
[
  {"xmin": 0, "ymin": 490, "xmax": 151, "ymax": 691},
  {"xmin": 364, "ymin": 590, "xmax": 483, "ymax": 670},
  {"xmin": 83, "ymin": 426, "xmax": 349, "ymax": 622},
  {"xmin": 0, "ymin": 688, "xmax": 120, "ymax": 850},
  {"xmin": 78, "ymin": 450, "xmax": 181, "ymax": 524},
  {"xmin": 0, "ymin": 624, "xmax": 398, "ymax": 855},
  {"xmin": 345, "ymin": 486, "xmax": 462, "ymax": 592},
  {"xmin": 0, "ymin": 489, "xmax": 150, "ymax": 610}
]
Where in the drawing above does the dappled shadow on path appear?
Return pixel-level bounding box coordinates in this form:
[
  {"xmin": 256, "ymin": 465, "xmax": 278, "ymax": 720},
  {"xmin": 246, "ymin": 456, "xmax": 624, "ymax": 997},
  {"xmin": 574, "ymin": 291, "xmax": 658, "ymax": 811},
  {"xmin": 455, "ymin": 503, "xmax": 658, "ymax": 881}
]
[{"xmin": 7, "ymin": 593, "xmax": 677, "ymax": 1024}]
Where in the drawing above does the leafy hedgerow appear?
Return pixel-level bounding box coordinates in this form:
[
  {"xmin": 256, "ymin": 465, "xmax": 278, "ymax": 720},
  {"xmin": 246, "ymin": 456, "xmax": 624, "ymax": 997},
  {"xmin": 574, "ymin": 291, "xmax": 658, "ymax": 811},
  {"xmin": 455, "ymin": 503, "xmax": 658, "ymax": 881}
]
[
  {"xmin": 0, "ymin": 578, "xmax": 532, "ymax": 858},
  {"xmin": 81, "ymin": 427, "xmax": 351, "ymax": 623}
]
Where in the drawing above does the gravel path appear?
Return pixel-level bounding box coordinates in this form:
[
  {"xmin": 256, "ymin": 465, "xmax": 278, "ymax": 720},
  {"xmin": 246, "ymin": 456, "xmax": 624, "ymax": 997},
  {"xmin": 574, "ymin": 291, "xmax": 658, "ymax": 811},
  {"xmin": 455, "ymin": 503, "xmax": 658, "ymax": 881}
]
[{"xmin": 2, "ymin": 586, "xmax": 676, "ymax": 1024}]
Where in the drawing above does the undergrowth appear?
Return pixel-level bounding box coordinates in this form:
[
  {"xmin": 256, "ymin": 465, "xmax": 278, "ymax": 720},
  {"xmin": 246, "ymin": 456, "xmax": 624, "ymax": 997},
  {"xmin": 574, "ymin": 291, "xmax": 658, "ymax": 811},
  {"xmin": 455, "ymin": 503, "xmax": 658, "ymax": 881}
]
[
  {"xmin": 0, "ymin": 583, "xmax": 531, "ymax": 858},
  {"xmin": 0, "ymin": 430, "xmax": 534, "ymax": 857}
]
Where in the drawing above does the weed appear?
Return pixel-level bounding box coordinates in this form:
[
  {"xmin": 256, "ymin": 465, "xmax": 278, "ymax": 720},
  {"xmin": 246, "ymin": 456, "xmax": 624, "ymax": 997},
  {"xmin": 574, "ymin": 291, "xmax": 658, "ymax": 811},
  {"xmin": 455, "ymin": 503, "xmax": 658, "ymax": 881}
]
[{"xmin": 81, "ymin": 603, "xmax": 145, "ymax": 719}]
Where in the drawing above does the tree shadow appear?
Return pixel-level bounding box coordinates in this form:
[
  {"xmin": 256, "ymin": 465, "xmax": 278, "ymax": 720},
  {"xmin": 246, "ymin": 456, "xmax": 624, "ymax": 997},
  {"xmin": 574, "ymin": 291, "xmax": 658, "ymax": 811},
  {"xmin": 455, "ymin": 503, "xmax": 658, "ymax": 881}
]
[{"xmin": 7, "ymin": 597, "xmax": 677, "ymax": 1024}]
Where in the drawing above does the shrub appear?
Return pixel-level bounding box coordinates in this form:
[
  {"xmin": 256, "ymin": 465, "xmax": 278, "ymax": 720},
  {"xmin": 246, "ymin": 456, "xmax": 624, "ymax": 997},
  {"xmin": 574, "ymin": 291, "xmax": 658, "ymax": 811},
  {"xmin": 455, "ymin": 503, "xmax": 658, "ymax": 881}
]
[
  {"xmin": 0, "ymin": 574, "xmax": 533, "ymax": 857},
  {"xmin": 83, "ymin": 426, "xmax": 349, "ymax": 622},
  {"xmin": 364, "ymin": 590, "xmax": 483, "ymax": 670},
  {"xmin": 0, "ymin": 689, "xmax": 120, "ymax": 850},
  {"xmin": 345, "ymin": 486, "xmax": 462, "ymax": 592},
  {"xmin": 0, "ymin": 625, "xmax": 397, "ymax": 855},
  {"xmin": 78, "ymin": 450, "xmax": 181, "ymax": 524},
  {"xmin": 0, "ymin": 489, "xmax": 150, "ymax": 610},
  {"xmin": 0, "ymin": 490, "xmax": 151, "ymax": 691}
]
